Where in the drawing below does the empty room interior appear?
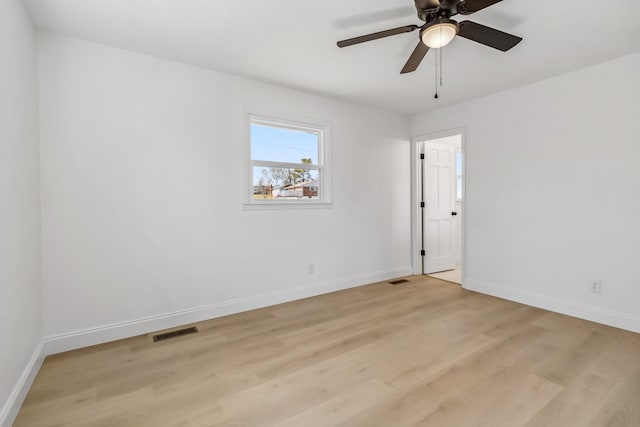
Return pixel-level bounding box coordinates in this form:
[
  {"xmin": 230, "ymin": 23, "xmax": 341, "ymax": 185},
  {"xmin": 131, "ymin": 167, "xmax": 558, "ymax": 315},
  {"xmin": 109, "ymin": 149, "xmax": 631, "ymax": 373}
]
[{"xmin": 2, "ymin": 0, "xmax": 640, "ymax": 426}]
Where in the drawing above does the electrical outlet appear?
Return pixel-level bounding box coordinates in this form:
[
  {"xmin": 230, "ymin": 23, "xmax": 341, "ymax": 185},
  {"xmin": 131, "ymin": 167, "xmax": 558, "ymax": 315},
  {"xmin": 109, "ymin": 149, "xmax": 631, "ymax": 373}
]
[
  {"xmin": 590, "ymin": 280, "xmax": 602, "ymax": 293},
  {"xmin": 308, "ymin": 264, "xmax": 315, "ymax": 275}
]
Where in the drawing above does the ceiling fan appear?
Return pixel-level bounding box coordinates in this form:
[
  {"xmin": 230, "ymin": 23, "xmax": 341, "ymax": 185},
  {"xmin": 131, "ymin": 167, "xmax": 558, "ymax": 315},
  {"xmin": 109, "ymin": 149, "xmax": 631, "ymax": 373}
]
[{"xmin": 337, "ymin": 0, "xmax": 522, "ymax": 74}]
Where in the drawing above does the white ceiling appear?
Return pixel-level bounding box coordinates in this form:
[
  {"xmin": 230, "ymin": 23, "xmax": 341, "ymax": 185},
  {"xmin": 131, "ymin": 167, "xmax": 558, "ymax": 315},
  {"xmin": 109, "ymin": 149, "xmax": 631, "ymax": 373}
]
[{"xmin": 25, "ymin": 0, "xmax": 640, "ymax": 115}]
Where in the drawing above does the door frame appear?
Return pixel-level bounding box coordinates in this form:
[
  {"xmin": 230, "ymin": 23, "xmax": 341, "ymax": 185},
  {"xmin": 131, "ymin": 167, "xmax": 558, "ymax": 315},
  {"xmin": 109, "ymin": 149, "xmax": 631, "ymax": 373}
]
[{"xmin": 411, "ymin": 127, "xmax": 467, "ymax": 285}]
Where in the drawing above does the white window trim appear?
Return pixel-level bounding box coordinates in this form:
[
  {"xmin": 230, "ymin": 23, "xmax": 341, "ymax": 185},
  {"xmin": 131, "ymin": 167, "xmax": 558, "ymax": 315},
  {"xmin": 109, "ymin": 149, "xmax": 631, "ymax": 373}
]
[{"xmin": 244, "ymin": 111, "xmax": 332, "ymax": 210}]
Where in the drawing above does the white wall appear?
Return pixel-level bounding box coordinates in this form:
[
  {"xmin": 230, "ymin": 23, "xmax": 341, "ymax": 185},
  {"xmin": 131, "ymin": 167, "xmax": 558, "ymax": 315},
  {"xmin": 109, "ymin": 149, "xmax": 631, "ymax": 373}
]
[
  {"xmin": 412, "ymin": 53, "xmax": 640, "ymax": 332},
  {"xmin": 0, "ymin": 0, "xmax": 42, "ymax": 423},
  {"xmin": 37, "ymin": 33, "xmax": 411, "ymax": 345}
]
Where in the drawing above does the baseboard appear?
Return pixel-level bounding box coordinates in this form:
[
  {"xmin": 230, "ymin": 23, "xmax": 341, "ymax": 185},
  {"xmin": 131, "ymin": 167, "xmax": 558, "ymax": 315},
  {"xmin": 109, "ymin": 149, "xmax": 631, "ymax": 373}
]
[
  {"xmin": 43, "ymin": 266, "xmax": 413, "ymax": 355},
  {"xmin": 464, "ymin": 279, "xmax": 640, "ymax": 334},
  {"xmin": 0, "ymin": 340, "xmax": 45, "ymax": 427}
]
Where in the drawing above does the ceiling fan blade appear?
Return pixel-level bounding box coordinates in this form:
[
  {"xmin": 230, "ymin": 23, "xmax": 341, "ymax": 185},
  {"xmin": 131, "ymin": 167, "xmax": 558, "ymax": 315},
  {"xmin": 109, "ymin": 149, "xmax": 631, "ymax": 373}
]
[
  {"xmin": 458, "ymin": 0, "xmax": 503, "ymax": 15},
  {"xmin": 337, "ymin": 25, "xmax": 419, "ymax": 48},
  {"xmin": 457, "ymin": 21, "xmax": 522, "ymax": 51},
  {"xmin": 401, "ymin": 42, "xmax": 430, "ymax": 74}
]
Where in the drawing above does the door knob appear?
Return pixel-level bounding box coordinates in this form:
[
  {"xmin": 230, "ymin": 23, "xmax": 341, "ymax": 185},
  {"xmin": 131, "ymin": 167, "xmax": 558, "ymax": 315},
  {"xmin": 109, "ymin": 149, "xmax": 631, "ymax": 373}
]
[{"xmin": 451, "ymin": 211, "xmax": 457, "ymax": 216}]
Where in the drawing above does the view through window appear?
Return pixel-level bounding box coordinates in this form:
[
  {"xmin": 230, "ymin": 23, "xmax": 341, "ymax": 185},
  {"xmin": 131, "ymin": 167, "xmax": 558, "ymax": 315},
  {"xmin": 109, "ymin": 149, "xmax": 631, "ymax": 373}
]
[{"xmin": 249, "ymin": 116, "xmax": 325, "ymax": 202}]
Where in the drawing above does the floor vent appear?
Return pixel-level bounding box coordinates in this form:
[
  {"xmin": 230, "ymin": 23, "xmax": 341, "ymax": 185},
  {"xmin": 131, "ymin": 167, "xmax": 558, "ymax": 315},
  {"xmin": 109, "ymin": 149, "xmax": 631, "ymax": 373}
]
[
  {"xmin": 153, "ymin": 326, "xmax": 198, "ymax": 342},
  {"xmin": 389, "ymin": 279, "xmax": 410, "ymax": 285}
]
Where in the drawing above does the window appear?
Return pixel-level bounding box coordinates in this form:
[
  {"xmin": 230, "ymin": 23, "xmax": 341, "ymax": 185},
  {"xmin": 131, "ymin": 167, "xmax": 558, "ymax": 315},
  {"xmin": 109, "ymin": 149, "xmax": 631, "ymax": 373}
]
[
  {"xmin": 247, "ymin": 113, "xmax": 330, "ymax": 207},
  {"xmin": 456, "ymin": 150, "xmax": 462, "ymax": 202}
]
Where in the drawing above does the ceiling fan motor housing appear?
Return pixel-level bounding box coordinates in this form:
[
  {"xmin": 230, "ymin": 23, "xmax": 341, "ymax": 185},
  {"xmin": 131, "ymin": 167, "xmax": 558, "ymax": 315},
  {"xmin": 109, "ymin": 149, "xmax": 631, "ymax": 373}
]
[{"xmin": 415, "ymin": 0, "xmax": 462, "ymax": 22}]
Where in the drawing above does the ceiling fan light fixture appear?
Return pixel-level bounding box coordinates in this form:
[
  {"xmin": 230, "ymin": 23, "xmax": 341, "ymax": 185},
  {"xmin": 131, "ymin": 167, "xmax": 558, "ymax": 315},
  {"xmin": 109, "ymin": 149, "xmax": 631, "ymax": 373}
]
[{"xmin": 421, "ymin": 19, "xmax": 459, "ymax": 48}]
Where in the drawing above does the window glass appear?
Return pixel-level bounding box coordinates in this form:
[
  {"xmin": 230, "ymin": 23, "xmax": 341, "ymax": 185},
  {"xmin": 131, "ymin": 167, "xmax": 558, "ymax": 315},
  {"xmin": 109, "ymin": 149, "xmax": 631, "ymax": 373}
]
[
  {"xmin": 252, "ymin": 167, "xmax": 319, "ymax": 200},
  {"xmin": 250, "ymin": 124, "xmax": 318, "ymax": 164},
  {"xmin": 456, "ymin": 151, "xmax": 462, "ymax": 201},
  {"xmin": 248, "ymin": 115, "xmax": 328, "ymax": 205}
]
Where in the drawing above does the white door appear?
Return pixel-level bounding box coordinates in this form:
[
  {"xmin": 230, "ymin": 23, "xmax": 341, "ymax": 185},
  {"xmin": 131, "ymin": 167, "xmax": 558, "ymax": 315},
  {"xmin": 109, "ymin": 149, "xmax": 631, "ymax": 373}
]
[{"xmin": 423, "ymin": 141, "xmax": 456, "ymax": 274}]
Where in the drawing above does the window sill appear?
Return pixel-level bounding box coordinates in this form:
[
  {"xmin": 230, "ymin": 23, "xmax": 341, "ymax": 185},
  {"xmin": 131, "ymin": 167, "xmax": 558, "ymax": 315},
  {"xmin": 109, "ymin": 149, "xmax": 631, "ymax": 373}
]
[{"xmin": 243, "ymin": 201, "xmax": 333, "ymax": 210}]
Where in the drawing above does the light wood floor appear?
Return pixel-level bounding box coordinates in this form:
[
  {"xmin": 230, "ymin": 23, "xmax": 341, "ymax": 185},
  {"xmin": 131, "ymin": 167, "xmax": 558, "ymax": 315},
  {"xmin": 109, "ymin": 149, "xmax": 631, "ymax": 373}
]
[
  {"xmin": 15, "ymin": 276, "xmax": 640, "ymax": 427},
  {"xmin": 428, "ymin": 264, "xmax": 462, "ymax": 284}
]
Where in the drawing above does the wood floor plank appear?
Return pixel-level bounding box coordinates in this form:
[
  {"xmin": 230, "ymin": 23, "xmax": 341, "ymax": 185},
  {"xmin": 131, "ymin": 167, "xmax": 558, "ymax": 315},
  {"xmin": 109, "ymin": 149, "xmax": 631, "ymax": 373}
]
[
  {"xmin": 585, "ymin": 369, "xmax": 640, "ymax": 427},
  {"xmin": 413, "ymin": 373, "xmax": 561, "ymax": 427},
  {"xmin": 13, "ymin": 275, "xmax": 640, "ymax": 427},
  {"xmin": 273, "ymin": 378, "xmax": 394, "ymax": 427}
]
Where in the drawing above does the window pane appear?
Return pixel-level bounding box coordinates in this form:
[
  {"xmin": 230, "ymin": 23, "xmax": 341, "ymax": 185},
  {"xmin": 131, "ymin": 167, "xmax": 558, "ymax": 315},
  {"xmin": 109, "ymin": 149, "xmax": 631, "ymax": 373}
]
[
  {"xmin": 456, "ymin": 152, "xmax": 462, "ymax": 200},
  {"xmin": 251, "ymin": 123, "xmax": 319, "ymax": 164},
  {"xmin": 253, "ymin": 167, "xmax": 319, "ymax": 200}
]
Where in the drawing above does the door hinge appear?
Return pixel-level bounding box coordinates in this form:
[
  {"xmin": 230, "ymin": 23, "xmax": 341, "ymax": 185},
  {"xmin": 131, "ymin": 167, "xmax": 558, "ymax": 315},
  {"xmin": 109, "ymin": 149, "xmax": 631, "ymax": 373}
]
[
  {"xmin": 420, "ymin": 202, "xmax": 425, "ymax": 208},
  {"xmin": 420, "ymin": 153, "xmax": 425, "ymax": 160},
  {"xmin": 420, "ymin": 250, "xmax": 426, "ymax": 256}
]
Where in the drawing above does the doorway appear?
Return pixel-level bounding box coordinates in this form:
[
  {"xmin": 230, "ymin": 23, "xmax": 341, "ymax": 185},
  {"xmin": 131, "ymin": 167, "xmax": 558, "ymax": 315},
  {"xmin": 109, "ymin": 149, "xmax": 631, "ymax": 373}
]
[{"xmin": 412, "ymin": 130, "xmax": 464, "ymax": 285}]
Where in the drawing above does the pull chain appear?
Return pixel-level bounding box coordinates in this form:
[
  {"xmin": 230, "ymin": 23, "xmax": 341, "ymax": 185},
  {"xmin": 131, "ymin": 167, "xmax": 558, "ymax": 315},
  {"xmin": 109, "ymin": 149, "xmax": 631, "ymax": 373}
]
[
  {"xmin": 434, "ymin": 25, "xmax": 442, "ymax": 99},
  {"xmin": 434, "ymin": 48, "xmax": 439, "ymax": 99},
  {"xmin": 440, "ymin": 45, "xmax": 443, "ymax": 87}
]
